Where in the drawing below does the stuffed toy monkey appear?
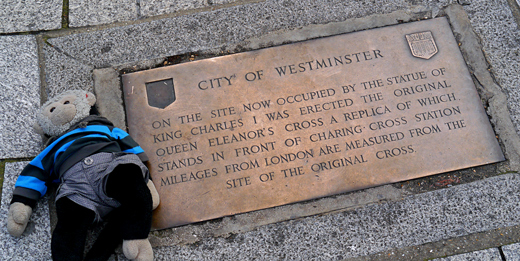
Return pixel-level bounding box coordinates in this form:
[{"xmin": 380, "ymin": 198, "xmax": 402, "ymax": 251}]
[{"xmin": 7, "ymin": 90, "xmax": 160, "ymax": 261}]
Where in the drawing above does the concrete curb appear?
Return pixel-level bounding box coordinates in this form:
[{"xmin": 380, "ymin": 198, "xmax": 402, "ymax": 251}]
[{"xmin": 446, "ymin": 4, "xmax": 520, "ymax": 171}]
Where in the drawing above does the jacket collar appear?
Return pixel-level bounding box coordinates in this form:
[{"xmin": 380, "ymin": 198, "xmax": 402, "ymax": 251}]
[{"xmin": 45, "ymin": 115, "xmax": 114, "ymax": 146}]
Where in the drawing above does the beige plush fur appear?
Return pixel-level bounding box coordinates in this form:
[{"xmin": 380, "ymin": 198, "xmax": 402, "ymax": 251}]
[
  {"xmin": 7, "ymin": 202, "xmax": 32, "ymax": 237},
  {"xmin": 147, "ymin": 180, "xmax": 160, "ymax": 210},
  {"xmin": 123, "ymin": 239, "xmax": 154, "ymax": 261},
  {"xmin": 36, "ymin": 90, "xmax": 96, "ymax": 137}
]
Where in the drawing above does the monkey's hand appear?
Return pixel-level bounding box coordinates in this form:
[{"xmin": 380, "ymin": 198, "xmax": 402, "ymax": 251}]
[
  {"xmin": 7, "ymin": 202, "xmax": 32, "ymax": 237},
  {"xmin": 123, "ymin": 238, "xmax": 153, "ymax": 261},
  {"xmin": 147, "ymin": 180, "xmax": 160, "ymax": 210}
]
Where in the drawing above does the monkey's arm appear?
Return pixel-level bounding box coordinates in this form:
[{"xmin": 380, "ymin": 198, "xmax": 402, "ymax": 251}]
[
  {"xmin": 8, "ymin": 157, "xmax": 50, "ymax": 237},
  {"xmin": 109, "ymin": 127, "xmax": 149, "ymax": 162},
  {"xmin": 12, "ymin": 159, "xmax": 49, "ymax": 203},
  {"xmin": 7, "ymin": 203, "xmax": 32, "ymax": 237}
]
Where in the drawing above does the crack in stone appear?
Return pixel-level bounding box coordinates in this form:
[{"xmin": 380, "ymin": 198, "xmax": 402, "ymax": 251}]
[
  {"xmin": 48, "ymin": 43, "xmax": 96, "ymax": 68},
  {"xmin": 136, "ymin": 0, "xmax": 142, "ymax": 19}
]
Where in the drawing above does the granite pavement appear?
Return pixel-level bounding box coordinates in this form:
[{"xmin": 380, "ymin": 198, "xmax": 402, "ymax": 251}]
[{"xmin": 0, "ymin": 36, "xmax": 42, "ymax": 159}]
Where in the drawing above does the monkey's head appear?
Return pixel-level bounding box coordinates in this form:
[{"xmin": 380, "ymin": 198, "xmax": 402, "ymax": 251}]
[{"xmin": 35, "ymin": 90, "xmax": 96, "ymax": 137}]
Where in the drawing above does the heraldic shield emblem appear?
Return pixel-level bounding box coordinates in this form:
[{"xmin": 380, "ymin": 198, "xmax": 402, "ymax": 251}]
[
  {"xmin": 405, "ymin": 31, "xmax": 438, "ymax": 60},
  {"xmin": 145, "ymin": 78, "xmax": 176, "ymax": 109}
]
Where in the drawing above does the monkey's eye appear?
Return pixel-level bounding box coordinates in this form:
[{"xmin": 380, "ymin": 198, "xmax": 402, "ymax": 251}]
[
  {"xmin": 64, "ymin": 101, "xmax": 70, "ymax": 105},
  {"xmin": 50, "ymin": 107, "xmax": 56, "ymax": 113}
]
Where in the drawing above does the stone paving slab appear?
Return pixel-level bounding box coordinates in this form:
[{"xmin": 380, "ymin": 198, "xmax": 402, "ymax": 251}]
[
  {"xmin": 140, "ymin": 174, "xmax": 520, "ymax": 260},
  {"xmin": 0, "ymin": 35, "xmax": 42, "ymax": 159},
  {"xmin": 349, "ymin": 224, "xmax": 520, "ymax": 261},
  {"xmin": 42, "ymin": 43, "xmax": 94, "ymax": 99},
  {"xmin": 44, "ymin": 0, "xmax": 520, "ymax": 138},
  {"xmin": 502, "ymin": 242, "xmax": 520, "ymax": 260},
  {"xmin": 69, "ymin": 0, "xmax": 138, "ymax": 28},
  {"xmin": 461, "ymin": 1, "xmax": 520, "ymax": 136},
  {"xmin": 140, "ymin": 0, "xmax": 240, "ymax": 18},
  {"xmin": 0, "ymin": 0, "xmax": 62, "ymax": 33},
  {"xmin": 66, "ymin": 0, "xmax": 255, "ymax": 28},
  {"xmin": 140, "ymin": 0, "xmax": 206, "ymax": 18},
  {"xmin": 67, "ymin": 0, "xmax": 245, "ymax": 28},
  {"xmin": 92, "ymin": 68, "xmax": 127, "ymax": 130},
  {"xmin": 46, "ymin": 0, "xmax": 449, "ymax": 68},
  {"xmin": 0, "ymin": 162, "xmax": 51, "ymax": 261},
  {"xmin": 432, "ymin": 248, "xmax": 502, "ymax": 261}
]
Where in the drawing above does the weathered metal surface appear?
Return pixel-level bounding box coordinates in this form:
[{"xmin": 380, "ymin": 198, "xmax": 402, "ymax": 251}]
[{"xmin": 122, "ymin": 17, "xmax": 504, "ymax": 230}]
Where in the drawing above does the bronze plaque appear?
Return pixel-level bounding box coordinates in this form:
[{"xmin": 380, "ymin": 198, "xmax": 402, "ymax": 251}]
[{"xmin": 122, "ymin": 17, "xmax": 504, "ymax": 230}]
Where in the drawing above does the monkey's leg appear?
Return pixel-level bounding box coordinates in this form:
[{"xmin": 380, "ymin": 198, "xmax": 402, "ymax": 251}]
[
  {"xmin": 84, "ymin": 208, "xmax": 123, "ymax": 261},
  {"xmin": 106, "ymin": 164, "xmax": 153, "ymax": 239},
  {"xmin": 52, "ymin": 197, "xmax": 95, "ymax": 261},
  {"xmin": 86, "ymin": 164, "xmax": 153, "ymax": 261}
]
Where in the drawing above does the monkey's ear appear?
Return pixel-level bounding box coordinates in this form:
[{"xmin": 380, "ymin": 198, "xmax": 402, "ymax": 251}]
[
  {"xmin": 33, "ymin": 122, "xmax": 44, "ymax": 135},
  {"xmin": 86, "ymin": 91, "xmax": 96, "ymax": 106}
]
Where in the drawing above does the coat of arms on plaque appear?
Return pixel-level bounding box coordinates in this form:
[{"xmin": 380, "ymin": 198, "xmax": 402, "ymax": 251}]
[
  {"xmin": 405, "ymin": 31, "xmax": 438, "ymax": 60},
  {"xmin": 145, "ymin": 78, "xmax": 176, "ymax": 109}
]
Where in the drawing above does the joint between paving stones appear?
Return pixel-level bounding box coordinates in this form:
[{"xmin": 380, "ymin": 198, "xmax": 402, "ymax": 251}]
[
  {"xmin": 347, "ymin": 223, "xmax": 520, "ymax": 260},
  {"xmin": 61, "ymin": 0, "xmax": 69, "ymax": 29},
  {"xmin": 2, "ymin": 0, "xmax": 266, "ymax": 37},
  {"xmin": 457, "ymin": 0, "xmax": 471, "ymax": 5},
  {"xmin": 498, "ymin": 246, "xmax": 507, "ymax": 261},
  {"xmin": 36, "ymin": 35, "xmax": 48, "ymax": 104},
  {"xmin": 40, "ymin": 0, "xmax": 267, "ymax": 40},
  {"xmin": 135, "ymin": 0, "xmax": 142, "ymax": 18}
]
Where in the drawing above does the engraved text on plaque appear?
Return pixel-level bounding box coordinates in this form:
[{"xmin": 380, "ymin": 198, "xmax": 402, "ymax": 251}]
[{"xmin": 122, "ymin": 17, "xmax": 504, "ymax": 230}]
